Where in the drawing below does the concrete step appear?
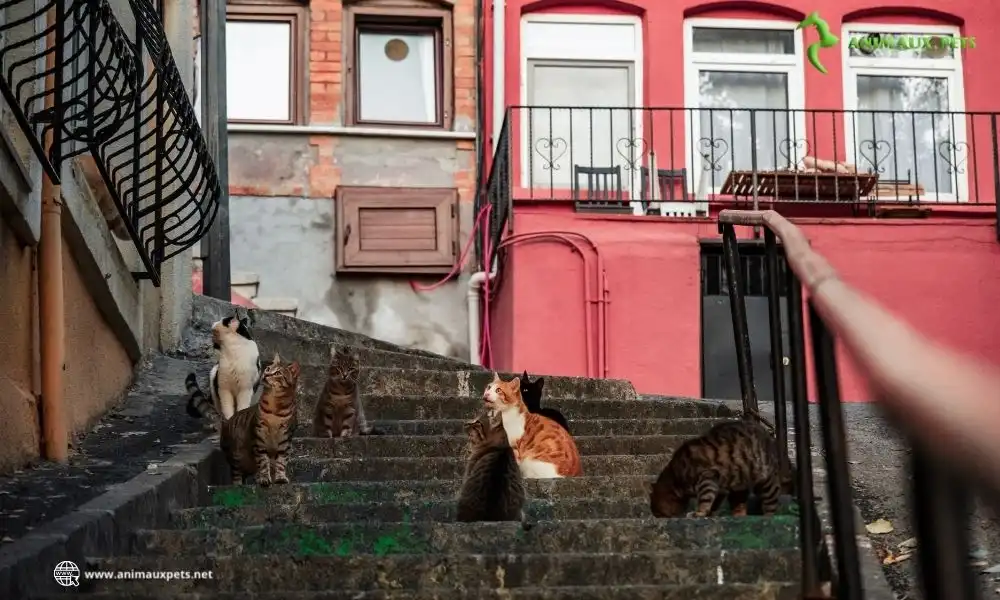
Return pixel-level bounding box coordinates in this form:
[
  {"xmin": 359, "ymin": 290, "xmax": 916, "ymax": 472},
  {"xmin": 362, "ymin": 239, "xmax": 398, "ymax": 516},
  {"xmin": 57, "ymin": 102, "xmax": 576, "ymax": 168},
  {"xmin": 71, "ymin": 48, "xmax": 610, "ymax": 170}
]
[
  {"xmin": 286, "ymin": 454, "xmax": 670, "ymax": 482},
  {"xmin": 80, "ymin": 550, "xmax": 800, "ymax": 593},
  {"xmin": 207, "ymin": 477, "xmax": 659, "ymax": 507},
  {"xmin": 291, "ymin": 435, "xmax": 691, "ymax": 458},
  {"xmin": 181, "ymin": 324, "xmax": 469, "ymax": 374},
  {"xmin": 191, "ymin": 295, "xmax": 477, "ymax": 368},
  {"xmin": 316, "ymin": 396, "xmax": 732, "ymax": 424},
  {"xmin": 170, "ymin": 498, "xmax": 655, "ymax": 528},
  {"xmin": 36, "ymin": 582, "xmax": 800, "ymax": 599},
  {"xmin": 370, "ymin": 417, "xmax": 736, "ymax": 436},
  {"xmin": 133, "ymin": 516, "xmax": 800, "ymax": 557},
  {"xmin": 356, "ymin": 368, "xmax": 637, "ymax": 401}
]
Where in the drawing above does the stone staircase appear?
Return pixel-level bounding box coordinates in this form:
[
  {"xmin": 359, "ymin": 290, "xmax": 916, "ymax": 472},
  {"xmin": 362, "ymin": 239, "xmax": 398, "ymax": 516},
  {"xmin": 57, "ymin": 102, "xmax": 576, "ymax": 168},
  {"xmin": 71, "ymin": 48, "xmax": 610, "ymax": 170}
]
[{"xmin": 30, "ymin": 297, "xmax": 805, "ymax": 599}]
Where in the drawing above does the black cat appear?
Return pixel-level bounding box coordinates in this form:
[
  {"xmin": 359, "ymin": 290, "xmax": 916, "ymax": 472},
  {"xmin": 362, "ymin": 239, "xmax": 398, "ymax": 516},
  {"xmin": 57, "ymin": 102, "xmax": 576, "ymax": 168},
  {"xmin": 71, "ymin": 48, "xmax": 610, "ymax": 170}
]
[{"xmin": 520, "ymin": 371, "xmax": 571, "ymax": 434}]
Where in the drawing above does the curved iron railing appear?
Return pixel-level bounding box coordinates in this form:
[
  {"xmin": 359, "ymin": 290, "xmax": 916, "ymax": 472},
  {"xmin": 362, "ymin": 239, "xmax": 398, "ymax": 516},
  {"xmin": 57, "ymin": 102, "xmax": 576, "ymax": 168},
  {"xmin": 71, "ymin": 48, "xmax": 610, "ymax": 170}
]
[
  {"xmin": 0, "ymin": 0, "xmax": 220, "ymax": 285},
  {"xmin": 719, "ymin": 208, "xmax": 985, "ymax": 599}
]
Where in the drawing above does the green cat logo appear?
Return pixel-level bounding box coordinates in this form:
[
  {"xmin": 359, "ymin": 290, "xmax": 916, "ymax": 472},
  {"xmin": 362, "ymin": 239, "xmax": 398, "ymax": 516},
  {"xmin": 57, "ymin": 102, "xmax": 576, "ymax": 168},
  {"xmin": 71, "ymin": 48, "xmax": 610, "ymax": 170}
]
[{"xmin": 798, "ymin": 11, "xmax": 839, "ymax": 74}]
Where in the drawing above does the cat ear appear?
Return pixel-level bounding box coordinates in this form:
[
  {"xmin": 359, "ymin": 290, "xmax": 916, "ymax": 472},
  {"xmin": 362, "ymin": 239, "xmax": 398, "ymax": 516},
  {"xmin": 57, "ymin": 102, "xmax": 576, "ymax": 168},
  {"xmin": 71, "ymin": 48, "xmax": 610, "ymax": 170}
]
[
  {"xmin": 271, "ymin": 353, "xmax": 281, "ymax": 365},
  {"xmin": 492, "ymin": 371, "xmax": 501, "ymax": 382},
  {"xmin": 521, "ymin": 370, "xmax": 528, "ymax": 380},
  {"xmin": 288, "ymin": 361, "xmax": 301, "ymax": 378},
  {"xmin": 535, "ymin": 377, "xmax": 545, "ymax": 389},
  {"xmin": 510, "ymin": 376, "xmax": 520, "ymax": 389}
]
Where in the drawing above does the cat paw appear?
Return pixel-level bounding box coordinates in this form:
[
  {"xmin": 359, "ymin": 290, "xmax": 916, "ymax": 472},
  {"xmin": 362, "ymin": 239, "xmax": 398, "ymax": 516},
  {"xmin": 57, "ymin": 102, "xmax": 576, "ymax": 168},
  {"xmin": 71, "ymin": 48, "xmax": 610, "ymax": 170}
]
[
  {"xmin": 686, "ymin": 511, "xmax": 708, "ymax": 518},
  {"xmin": 257, "ymin": 475, "xmax": 272, "ymax": 488},
  {"xmin": 274, "ymin": 474, "xmax": 289, "ymax": 485}
]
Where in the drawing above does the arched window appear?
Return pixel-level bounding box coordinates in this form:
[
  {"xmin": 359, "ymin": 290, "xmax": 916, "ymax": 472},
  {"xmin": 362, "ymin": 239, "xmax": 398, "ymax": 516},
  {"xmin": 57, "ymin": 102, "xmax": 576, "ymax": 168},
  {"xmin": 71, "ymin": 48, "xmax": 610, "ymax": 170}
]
[
  {"xmin": 683, "ymin": 17, "xmax": 806, "ymax": 195},
  {"xmin": 841, "ymin": 23, "xmax": 968, "ymax": 200}
]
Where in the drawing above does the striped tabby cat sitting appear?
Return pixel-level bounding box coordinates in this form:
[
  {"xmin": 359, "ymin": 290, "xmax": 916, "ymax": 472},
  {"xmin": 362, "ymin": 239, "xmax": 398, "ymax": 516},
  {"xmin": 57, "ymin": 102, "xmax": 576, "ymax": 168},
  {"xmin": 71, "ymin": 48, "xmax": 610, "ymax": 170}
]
[{"xmin": 221, "ymin": 353, "xmax": 301, "ymax": 486}]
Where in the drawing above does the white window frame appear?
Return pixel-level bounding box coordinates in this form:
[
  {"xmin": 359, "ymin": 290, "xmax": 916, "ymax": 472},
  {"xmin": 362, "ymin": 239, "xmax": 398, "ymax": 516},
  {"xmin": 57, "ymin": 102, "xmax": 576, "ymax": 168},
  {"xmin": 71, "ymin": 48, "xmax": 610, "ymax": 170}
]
[
  {"xmin": 841, "ymin": 23, "xmax": 967, "ymax": 202},
  {"xmin": 683, "ymin": 18, "xmax": 807, "ymax": 201},
  {"xmin": 519, "ymin": 13, "xmax": 644, "ymax": 212}
]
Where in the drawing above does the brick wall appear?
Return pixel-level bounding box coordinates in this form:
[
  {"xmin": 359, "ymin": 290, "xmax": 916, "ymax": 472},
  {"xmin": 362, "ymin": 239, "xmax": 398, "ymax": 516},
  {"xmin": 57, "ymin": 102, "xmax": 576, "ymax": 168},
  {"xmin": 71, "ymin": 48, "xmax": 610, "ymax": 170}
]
[{"xmin": 210, "ymin": 0, "xmax": 479, "ymax": 202}]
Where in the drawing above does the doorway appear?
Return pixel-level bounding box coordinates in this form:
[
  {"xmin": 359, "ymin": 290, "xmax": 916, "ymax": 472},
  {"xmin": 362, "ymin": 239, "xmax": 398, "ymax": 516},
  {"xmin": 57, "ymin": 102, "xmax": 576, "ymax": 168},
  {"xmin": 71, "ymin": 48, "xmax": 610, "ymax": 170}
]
[{"xmin": 700, "ymin": 240, "xmax": 791, "ymax": 402}]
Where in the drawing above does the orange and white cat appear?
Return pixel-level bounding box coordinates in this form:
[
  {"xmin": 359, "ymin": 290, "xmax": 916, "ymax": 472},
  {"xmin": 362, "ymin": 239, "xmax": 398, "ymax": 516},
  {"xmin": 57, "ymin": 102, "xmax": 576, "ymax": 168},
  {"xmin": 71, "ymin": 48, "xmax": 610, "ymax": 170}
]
[{"xmin": 482, "ymin": 373, "xmax": 583, "ymax": 478}]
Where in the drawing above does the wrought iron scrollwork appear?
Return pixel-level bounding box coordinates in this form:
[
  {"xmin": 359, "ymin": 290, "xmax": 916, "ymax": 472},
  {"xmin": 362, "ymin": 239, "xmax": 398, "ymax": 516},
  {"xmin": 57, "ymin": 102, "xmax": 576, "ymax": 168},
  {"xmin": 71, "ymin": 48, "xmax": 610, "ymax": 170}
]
[
  {"xmin": 614, "ymin": 136, "xmax": 647, "ymax": 171},
  {"xmin": 699, "ymin": 137, "xmax": 730, "ymax": 171},
  {"xmin": 533, "ymin": 137, "xmax": 567, "ymax": 171},
  {"xmin": 778, "ymin": 138, "xmax": 810, "ymax": 168},
  {"xmin": 938, "ymin": 140, "xmax": 969, "ymax": 175},
  {"xmin": 0, "ymin": 0, "xmax": 221, "ymax": 285},
  {"xmin": 858, "ymin": 139, "xmax": 893, "ymax": 174}
]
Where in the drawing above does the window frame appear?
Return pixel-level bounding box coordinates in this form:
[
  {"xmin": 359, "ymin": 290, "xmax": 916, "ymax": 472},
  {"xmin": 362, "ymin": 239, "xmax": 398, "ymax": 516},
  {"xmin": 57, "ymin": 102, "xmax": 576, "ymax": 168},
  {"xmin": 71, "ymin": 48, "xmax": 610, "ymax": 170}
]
[
  {"xmin": 519, "ymin": 12, "xmax": 644, "ymax": 209},
  {"xmin": 683, "ymin": 17, "xmax": 807, "ymax": 197},
  {"xmin": 225, "ymin": 1, "xmax": 309, "ymax": 126},
  {"xmin": 343, "ymin": 1, "xmax": 453, "ymax": 130},
  {"xmin": 840, "ymin": 23, "xmax": 968, "ymax": 202}
]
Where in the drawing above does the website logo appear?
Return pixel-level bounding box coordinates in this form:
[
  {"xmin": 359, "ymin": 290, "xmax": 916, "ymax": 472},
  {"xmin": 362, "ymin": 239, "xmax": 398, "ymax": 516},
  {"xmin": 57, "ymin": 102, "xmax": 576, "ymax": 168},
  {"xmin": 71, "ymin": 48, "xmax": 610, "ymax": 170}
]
[
  {"xmin": 54, "ymin": 560, "xmax": 81, "ymax": 587},
  {"xmin": 798, "ymin": 11, "xmax": 839, "ymax": 74}
]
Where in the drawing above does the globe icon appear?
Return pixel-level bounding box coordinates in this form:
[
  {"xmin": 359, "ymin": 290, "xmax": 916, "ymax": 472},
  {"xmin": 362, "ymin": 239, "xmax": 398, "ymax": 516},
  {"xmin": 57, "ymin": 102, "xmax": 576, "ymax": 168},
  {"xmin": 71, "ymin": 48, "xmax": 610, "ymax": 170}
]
[{"xmin": 53, "ymin": 561, "xmax": 80, "ymax": 587}]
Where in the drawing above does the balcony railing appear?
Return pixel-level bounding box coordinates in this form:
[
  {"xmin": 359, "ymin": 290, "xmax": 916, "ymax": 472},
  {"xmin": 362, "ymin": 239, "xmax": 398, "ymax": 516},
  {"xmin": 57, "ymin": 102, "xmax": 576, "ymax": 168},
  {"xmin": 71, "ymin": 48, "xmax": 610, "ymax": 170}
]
[
  {"xmin": 485, "ymin": 105, "xmax": 1000, "ymax": 217},
  {"xmin": 0, "ymin": 0, "xmax": 221, "ymax": 285}
]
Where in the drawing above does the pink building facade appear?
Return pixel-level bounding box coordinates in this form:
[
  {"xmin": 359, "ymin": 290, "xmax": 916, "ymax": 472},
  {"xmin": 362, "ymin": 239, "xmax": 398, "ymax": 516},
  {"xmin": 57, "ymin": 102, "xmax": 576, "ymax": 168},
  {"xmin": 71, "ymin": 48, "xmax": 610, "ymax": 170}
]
[{"xmin": 476, "ymin": 0, "xmax": 1000, "ymax": 401}]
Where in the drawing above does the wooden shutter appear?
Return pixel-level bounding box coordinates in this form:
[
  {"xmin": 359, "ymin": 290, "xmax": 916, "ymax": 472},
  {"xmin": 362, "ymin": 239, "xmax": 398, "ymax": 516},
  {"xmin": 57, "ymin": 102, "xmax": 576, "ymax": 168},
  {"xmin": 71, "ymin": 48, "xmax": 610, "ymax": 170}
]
[{"xmin": 335, "ymin": 186, "xmax": 459, "ymax": 274}]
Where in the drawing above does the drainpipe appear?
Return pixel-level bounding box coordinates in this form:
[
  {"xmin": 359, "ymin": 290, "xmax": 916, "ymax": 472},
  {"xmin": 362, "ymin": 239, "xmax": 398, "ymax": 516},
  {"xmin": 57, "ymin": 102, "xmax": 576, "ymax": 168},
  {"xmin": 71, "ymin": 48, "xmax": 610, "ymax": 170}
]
[
  {"xmin": 491, "ymin": 0, "xmax": 505, "ymax": 152},
  {"xmin": 467, "ymin": 267, "xmax": 496, "ymax": 366},
  {"xmin": 39, "ymin": 4, "xmax": 67, "ymax": 463}
]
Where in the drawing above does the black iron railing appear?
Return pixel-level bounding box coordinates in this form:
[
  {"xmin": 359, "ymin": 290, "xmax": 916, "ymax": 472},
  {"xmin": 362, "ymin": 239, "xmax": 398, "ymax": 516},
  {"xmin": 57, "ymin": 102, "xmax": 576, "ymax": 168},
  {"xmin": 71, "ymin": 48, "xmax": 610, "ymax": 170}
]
[
  {"xmin": 495, "ymin": 105, "xmax": 1000, "ymax": 213},
  {"xmin": 719, "ymin": 209, "xmax": 983, "ymax": 599},
  {"xmin": 476, "ymin": 112, "xmax": 512, "ymax": 270},
  {"xmin": 0, "ymin": 0, "xmax": 220, "ymax": 285}
]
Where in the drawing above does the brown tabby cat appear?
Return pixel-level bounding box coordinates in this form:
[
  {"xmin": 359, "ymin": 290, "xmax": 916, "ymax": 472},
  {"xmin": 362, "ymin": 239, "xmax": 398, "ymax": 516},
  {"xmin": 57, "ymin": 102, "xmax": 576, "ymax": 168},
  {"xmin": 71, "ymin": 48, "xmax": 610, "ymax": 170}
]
[
  {"xmin": 312, "ymin": 346, "xmax": 384, "ymax": 437},
  {"xmin": 644, "ymin": 419, "xmax": 786, "ymax": 518},
  {"xmin": 482, "ymin": 373, "xmax": 583, "ymax": 478},
  {"xmin": 456, "ymin": 411, "xmax": 526, "ymax": 523},
  {"xmin": 221, "ymin": 353, "xmax": 300, "ymax": 486}
]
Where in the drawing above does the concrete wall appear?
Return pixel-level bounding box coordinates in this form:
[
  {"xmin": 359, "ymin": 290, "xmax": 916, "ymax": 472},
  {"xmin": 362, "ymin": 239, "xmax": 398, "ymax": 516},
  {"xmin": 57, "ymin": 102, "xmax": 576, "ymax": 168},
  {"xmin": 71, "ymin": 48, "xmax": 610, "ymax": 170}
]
[
  {"xmin": 490, "ymin": 206, "xmax": 1000, "ymax": 402},
  {"xmin": 222, "ymin": 0, "xmax": 480, "ymax": 360},
  {"xmin": 230, "ymin": 194, "xmax": 470, "ymax": 358}
]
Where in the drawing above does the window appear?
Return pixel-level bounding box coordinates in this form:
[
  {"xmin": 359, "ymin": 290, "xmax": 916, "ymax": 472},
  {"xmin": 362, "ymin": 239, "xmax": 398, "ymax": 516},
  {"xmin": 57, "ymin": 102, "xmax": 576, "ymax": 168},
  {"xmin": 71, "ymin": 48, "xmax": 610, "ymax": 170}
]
[
  {"xmin": 344, "ymin": 0, "xmax": 453, "ymax": 128},
  {"xmin": 520, "ymin": 15, "xmax": 643, "ymax": 197},
  {"xmin": 684, "ymin": 19, "xmax": 805, "ymax": 194},
  {"xmin": 842, "ymin": 25, "xmax": 967, "ymax": 200},
  {"xmin": 335, "ymin": 186, "xmax": 459, "ymax": 274},
  {"xmin": 226, "ymin": 1, "xmax": 307, "ymax": 124}
]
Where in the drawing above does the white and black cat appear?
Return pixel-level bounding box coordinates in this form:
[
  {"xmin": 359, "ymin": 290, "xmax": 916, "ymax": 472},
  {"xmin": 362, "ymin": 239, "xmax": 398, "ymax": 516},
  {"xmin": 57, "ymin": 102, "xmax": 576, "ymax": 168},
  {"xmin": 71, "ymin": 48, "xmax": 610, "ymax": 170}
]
[{"xmin": 187, "ymin": 314, "xmax": 262, "ymax": 421}]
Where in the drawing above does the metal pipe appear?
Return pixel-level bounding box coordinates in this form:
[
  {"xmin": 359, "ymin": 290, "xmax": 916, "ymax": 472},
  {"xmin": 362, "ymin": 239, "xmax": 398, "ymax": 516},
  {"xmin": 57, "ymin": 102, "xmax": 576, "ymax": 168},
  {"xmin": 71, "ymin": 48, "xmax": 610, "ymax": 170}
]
[
  {"xmin": 786, "ymin": 269, "xmax": 820, "ymax": 594},
  {"xmin": 764, "ymin": 228, "xmax": 789, "ymax": 474},
  {"xmin": 720, "ymin": 224, "xmax": 758, "ymax": 415},
  {"xmin": 40, "ymin": 1, "xmax": 67, "ymax": 463},
  {"xmin": 808, "ymin": 302, "xmax": 864, "ymax": 600}
]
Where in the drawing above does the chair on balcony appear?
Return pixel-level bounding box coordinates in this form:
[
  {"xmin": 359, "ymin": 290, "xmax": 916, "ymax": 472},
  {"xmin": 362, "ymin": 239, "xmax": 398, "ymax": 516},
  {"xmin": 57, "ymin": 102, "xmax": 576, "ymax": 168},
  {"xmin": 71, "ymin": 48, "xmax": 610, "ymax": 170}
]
[
  {"xmin": 639, "ymin": 167, "xmax": 692, "ymax": 216},
  {"xmin": 866, "ymin": 168, "xmax": 918, "ymax": 217},
  {"xmin": 572, "ymin": 165, "xmax": 630, "ymax": 214}
]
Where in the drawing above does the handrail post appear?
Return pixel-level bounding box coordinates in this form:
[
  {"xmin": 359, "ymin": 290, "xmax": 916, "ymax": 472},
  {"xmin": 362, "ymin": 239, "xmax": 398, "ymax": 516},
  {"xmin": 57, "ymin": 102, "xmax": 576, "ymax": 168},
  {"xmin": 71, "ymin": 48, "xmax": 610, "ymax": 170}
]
[
  {"xmin": 764, "ymin": 228, "xmax": 788, "ymax": 474},
  {"xmin": 787, "ymin": 268, "xmax": 820, "ymax": 594},
  {"xmin": 720, "ymin": 223, "xmax": 758, "ymax": 415},
  {"xmin": 911, "ymin": 446, "xmax": 981, "ymax": 600},
  {"xmin": 808, "ymin": 302, "xmax": 864, "ymax": 600}
]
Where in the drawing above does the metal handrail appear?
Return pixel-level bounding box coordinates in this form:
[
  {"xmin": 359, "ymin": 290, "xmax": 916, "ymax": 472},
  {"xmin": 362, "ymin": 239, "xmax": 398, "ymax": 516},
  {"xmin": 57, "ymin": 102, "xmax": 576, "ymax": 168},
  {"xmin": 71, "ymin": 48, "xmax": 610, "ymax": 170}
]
[{"xmin": 719, "ymin": 208, "xmax": 988, "ymax": 599}]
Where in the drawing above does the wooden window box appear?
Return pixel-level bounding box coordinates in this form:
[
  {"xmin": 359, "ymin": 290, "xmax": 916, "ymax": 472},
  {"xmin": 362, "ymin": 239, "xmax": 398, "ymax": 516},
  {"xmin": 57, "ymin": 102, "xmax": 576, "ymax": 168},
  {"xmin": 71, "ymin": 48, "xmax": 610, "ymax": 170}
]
[{"xmin": 335, "ymin": 186, "xmax": 459, "ymax": 274}]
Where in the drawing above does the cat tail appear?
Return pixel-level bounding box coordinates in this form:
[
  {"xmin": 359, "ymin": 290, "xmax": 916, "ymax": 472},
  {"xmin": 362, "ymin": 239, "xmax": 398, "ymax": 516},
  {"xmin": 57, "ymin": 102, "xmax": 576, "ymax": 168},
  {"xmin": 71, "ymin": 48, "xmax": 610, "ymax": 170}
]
[
  {"xmin": 353, "ymin": 388, "xmax": 385, "ymax": 435},
  {"xmin": 186, "ymin": 373, "xmax": 218, "ymax": 420}
]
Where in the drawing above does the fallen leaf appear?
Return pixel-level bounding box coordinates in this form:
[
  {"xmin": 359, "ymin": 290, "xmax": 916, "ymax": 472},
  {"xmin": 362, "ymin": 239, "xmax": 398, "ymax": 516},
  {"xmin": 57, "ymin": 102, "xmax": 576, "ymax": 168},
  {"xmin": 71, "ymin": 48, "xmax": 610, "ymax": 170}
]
[
  {"xmin": 866, "ymin": 519, "xmax": 894, "ymax": 535},
  {"xmin": 883, "ymin": 551, "xmax": 913, "ymax": 565},
  {"xmin": 899, "ymin": 537, "xmax": 918, "ymax": 549}
]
